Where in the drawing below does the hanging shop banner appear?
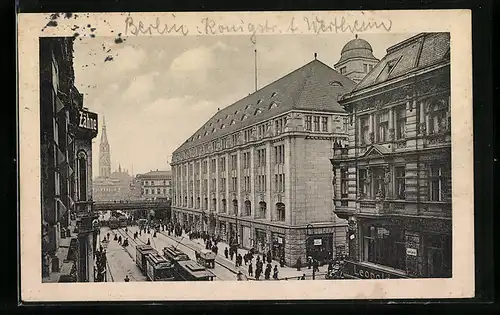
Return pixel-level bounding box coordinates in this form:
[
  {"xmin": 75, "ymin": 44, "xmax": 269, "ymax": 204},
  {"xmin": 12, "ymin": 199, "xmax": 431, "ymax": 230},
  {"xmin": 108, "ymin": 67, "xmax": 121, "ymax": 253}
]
[{"xmin": 314, "ymin": 239, "xmax": 322, "ymax": 245}]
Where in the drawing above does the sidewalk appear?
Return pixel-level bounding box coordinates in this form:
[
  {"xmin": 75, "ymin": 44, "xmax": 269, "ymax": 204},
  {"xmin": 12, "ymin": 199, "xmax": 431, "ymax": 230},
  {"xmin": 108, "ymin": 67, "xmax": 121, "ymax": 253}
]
[{"xmin": 168, "ymin": 231, "xmax": 328, "ymax": 280}]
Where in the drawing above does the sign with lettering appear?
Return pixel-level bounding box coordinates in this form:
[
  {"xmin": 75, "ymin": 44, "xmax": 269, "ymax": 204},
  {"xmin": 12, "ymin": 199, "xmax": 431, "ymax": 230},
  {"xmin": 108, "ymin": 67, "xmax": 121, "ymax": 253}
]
[
  {"xmin": 344, "ymin": 261, "xmax": 409, "ymax": 279},
  {"xmin": 78, "ymin": 110, "xmax": 98, "ymax": 131},
  {"xmin": 314, "ymin": 239, "xmax": 322, "ymax": 246},
  {"xmin": 277, "ymin": 237, "xmax": 283, "ymax": 244},
  {"xmin": 349, "ymin": 234, "xmax": 355, "ymax": 240},
  {"xmin": 406, "ymin": 248, "xmax": 417, "ymax": 256}
]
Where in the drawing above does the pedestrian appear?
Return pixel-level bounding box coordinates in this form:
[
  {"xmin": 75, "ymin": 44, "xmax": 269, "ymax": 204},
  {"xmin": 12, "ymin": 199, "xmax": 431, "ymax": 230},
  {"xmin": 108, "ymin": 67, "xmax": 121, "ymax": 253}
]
[
  {"xmin": 300, "ymin": 274, "xmax": 306, "ymax": 280},
  {"xmin": 308, "ymin": 256, "xmax": 312, "ymax": 269},
  {"xmin": 107, "ymin": 232, "xmax": 110, "ymax": 240},
  {"xmin": 118, "ymin": 235, "xmax": 122, "ymax": 245},
  {"xmin": 230, "ymin": 249, "xmax": 235, "ymax": 261},
  {"xmin": 99, "ymin": 245, "xmax": 103, "ymax": 253},
  {"xmin": 147, "ymin": 238, "xmax": 151, "ymax": 245},
  {"xmin": 266, "ymin": 250, "xmax": 272, "ymax": 264},
  {"xmin": 248, "ymin": 262, "xmax": 253, "ymax": 277},
  {"xmin": 224, "ymin": 247, "xmax": 229, "ymax": 259},
  {"xmin": 255, "ymin": 265, "xmax": 261, "ymax": 280},
  {"xmin": 264, "ymin": 263, "xmax": 271, "ymax": 280},
  {"xmin": 125, "ymin": 227, "xmax": 128, "ymax": 233},
  {"xmin": 124, "ymin": 275, "xmax": 130, "ymax": 282},
  {"xmin": 153, "ymin": 231, "xmax": 157, "ymax": 238},
  {"xmin": 296, "ymin": 256, "xmax": 302, "ymax": 271},
  {"xmin": 273, "ymin": 265, "xmax": 279, "ymax": 280},
  {"xmin": 313, "ymin": 259, "xmax": 319, "ymax": 273}
]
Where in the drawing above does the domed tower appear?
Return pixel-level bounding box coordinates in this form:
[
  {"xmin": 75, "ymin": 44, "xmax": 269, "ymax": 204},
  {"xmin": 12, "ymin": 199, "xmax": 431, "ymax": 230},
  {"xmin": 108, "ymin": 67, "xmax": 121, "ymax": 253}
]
[{"xmin": 335, "ymin": 35, "xmax": 379, "ymax": 83}]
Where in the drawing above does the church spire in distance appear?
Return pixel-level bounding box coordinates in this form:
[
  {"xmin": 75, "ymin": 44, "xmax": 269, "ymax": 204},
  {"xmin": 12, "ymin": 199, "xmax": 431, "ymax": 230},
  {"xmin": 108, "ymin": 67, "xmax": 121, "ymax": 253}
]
[{"xmin": 99, "ymin": 116, "xmax": 111, "ymax": 178}]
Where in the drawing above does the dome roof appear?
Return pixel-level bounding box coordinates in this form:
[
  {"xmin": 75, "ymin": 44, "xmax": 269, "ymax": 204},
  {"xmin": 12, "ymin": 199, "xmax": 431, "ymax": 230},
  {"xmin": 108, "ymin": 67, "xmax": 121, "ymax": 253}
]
[
  {"xmin": 341, "ymin": 38, "xmax": 373, "ymax": 54},
  {"xmin": 336, "ymin": 37, "xmax": 378, "ymax": 66}
]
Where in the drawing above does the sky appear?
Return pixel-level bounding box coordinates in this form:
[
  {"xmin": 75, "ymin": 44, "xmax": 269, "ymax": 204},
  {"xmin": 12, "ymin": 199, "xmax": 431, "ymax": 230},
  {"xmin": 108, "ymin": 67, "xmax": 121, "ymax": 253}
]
[{"xmin": 72, "ymin": 33, "xmax": 416, "ymax": 178}]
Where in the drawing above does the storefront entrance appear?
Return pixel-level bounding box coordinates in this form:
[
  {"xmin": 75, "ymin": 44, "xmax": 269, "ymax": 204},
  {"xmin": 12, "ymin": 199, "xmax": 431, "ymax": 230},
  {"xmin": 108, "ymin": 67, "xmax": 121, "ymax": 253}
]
[
  {"xmin": 271, "ymin": 233, "xmax": 285, "ymax": 260},
  {"xmin": 306, "ymin": 234, "xmax": 333, "ymax": 263},
  {"xmin": 242, "ymin": 226, "xmax": 251, "ymax": 249},
  {"xmin": 255, "ymin": 229, "xmax": 267, "ymax": 254},
  {"xmin": 219, "ymin": 222, "xmax": 227, "ymax": 242}
]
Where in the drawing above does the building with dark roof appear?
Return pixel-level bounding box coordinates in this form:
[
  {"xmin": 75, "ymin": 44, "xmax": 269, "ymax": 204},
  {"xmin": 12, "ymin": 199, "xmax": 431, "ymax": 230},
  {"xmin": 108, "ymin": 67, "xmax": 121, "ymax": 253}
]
[
  {"xmin": 171, "ymin": 57, "xmax": 363, "ymax": 266},
  {"xmin": 331, "ymin": 33, "xmax": 451, "ymax": 279},
  {"xmin": 136, "ymin": 170, "xmax": 172, "ymax": 200},
  {"xmin": 334, "ymin": 35, "xmax": 380, "ymax": 83}
]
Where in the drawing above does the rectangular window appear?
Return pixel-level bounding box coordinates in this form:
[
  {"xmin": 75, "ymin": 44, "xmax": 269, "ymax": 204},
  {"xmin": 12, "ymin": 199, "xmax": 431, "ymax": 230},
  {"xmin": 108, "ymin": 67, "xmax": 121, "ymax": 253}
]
[
  {"xmin": 395, "ymin": 166, "xmax": 406, "ymax": 200},
  {"xmin": 358, "ymin": 169, "xmax": 367, "ymax": 197},
  {"xmin": 396, "ymin": 106, "xmax": 406, "ymax": 140},
  {"xmin": 369, "ymin": 64, "xmax": 374, "ymax": 71},
  {"xmin": 363, "ymin": 64, "xmax": 368, "ymax": 73},
  {"xmin": 340, "ymin": 67, "xmax": 346, "ymax": 74},
  {"xmin": 321, "ymin": 117, "xmax": 328, "ymax": 132},
  {"xmin": 231, "ymin": 155, "xmax": 237, "ymax": 170},
  {"xmin": 340, "ymin": 168, "xmax": 348, "ymax": 199},
  {"xmin": 372, "ymin": 167, "xmax": 386, "ymax": 198},
  {"xmin": 275, "ymin": 174, "xmax": 278, "ymax": 192},
  {"xmin": 305, "ymin": 115, "xmax": 312, "ymax": 131},
  {"xmin": 377, "ymin": 111, "xmax": 389, "ymax": 142},
  {"xmin": 313, "ymin": 116, "xmax": 320, "ymax": 131},
  {"xmin": 429, "ymin": 166, "xmax": 443, "ymax": 201},
  {"xmin": 360, "ymin": 116, "xmax": 370, "ymax": 145}
]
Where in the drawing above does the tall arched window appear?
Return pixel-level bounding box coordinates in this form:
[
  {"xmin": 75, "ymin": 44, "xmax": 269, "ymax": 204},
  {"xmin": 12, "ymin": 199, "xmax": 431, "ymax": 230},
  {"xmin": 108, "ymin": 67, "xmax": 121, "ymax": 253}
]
[
  {"xmin": 276, "ymin": 203, "xmax": 285, "ymax": 221},
  {"xmin": 233, "ymin": 199, "xmax": 238, "ymax": 215},
  {"xmin": 259, "ymin": 201, "xmax": 267, "ymax": 219},
  {"xmin": 77, "ymin": 151, "xmax": 88, "ymax": 201},
  {"xmin": 244, "ymin": 200, "xmax": 251, "ymax": 216},
  {"xmin": 221, "ymin": 199, "xmax": 227, "ymax": 213}
]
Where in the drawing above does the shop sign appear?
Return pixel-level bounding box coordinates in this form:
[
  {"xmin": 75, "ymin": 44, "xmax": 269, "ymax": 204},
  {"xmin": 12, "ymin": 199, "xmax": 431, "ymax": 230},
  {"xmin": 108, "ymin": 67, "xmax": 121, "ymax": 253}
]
[
  {"xmin": 344, "ymin": 261, "xmax": 408, "ymax": 279},
  {"xmin": 406, "ymin": 248, "xmax": 417, "ymax": 256},
  {"xmin": 314, "ymin": 239, "xmax": 322, "ymax": 245},
  {"xmin": 78, "ymin": 110, "xmax": 98, "ymax": 131},
  {"xmin": 349, "ymin": 234, "xmax": 355, "ymax": 240},
  {"xmin": 277, "ymin": 237, "xmax": 283, "ymax": 244}
]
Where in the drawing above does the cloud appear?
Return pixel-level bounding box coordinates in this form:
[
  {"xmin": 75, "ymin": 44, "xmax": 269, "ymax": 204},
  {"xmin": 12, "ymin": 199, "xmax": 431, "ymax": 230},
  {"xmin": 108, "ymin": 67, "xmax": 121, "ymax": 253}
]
[
  {"xmin": 121, "ymin": 71, "xmax": 160, "ymax": 103},
  {"xmin": 169, "ymin": 41, "xmax": 238, "ymax": 73}
]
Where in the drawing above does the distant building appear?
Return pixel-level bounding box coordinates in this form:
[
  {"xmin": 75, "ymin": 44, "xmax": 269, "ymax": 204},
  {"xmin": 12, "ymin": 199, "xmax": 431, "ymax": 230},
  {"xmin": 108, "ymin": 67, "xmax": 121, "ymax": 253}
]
[
  {"xmin": 331, "ymin": 33, "xmax": 451, "ymax": 279},
  {"xmin": 334, "ymin": 35, "xmax": 380, "ymax": 83},
  {"xmin": 136, "ymin": 170, "xmax": 172, "ymax": 200},
  {"xmin": 171, "ymin": 57, "xmax": 362, "ymax": 266},
  {"xmin": 92, "ymin": 119, "xmax": 137, "ymax": 201},
  {"xmin": 40, "ymin": 37, "xmax": 98, "ymax": 282}
]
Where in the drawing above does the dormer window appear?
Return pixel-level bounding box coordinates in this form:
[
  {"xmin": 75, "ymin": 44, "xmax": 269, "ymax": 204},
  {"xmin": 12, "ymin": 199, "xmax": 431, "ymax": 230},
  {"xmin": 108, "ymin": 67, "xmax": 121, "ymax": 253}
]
[
  {"xmin": 212, "ymin": 128, "xmax": 217, "ymax": 133},
  {"xmin": 234, "ymin": 110, "xmax": 239, "ymax": 115},
  {"xmin": 257, "ymin": 99, "xmax": 262, "ymax": 104},
  {"xmin": 245, "ymin": 104, "xmax": 252, "ymax": 110},
  {"xmin": 329, "ymin": 81, "xmax": 343, "ymax": 87},
  {"xmin": 254, "ymin": 108, "xmax": 262, "ymax": 115},
  {"xmin": 204, "ymin": 131, "xmax": 209, "ymax": 136},
  {"xmin": 269, "ymin": 101, "xmax": 278, "ymax": 110},
  {"xmin": 230, "ymin": 120, "xmax": 236, "ymax": 125},
  {"xmin": 242, "ymin": 114, "xmax": 248, "ymax": 121},
  {"xmin": 225, "ymin": 114, "xmax": 230, "ymax": 119},
  {"xmin": 271, "ymin": 92, "xmax": 277, "ymax": 98},
  {"xmin": 340, "ymin": 67, "xmax": 346, "ymax": 74},
  {"xmin": 221, "ymin": 124, "xmax": 226, "ymax": 129}
]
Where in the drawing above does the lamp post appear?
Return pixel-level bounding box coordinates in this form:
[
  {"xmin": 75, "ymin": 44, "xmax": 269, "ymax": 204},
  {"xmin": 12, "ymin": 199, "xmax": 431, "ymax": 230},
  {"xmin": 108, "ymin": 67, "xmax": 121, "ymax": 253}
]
[{"xmin": 306, "ymin": 223, "xmax": 313, "ymax": 260}]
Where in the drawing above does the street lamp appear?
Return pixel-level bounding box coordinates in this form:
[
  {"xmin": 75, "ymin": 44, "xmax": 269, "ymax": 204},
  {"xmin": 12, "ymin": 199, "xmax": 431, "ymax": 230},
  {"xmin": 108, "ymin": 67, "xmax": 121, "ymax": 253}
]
[{"xmin": 306, "ymin": 223, "xmax": 313, "ymax": 259}]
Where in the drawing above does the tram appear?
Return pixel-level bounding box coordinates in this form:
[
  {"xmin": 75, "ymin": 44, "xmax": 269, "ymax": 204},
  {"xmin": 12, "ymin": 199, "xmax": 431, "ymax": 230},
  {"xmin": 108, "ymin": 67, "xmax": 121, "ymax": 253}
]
[
  {"xmin": 145, "ymin": 252, "xmax": 175, "ymax": 281},
  {"xmin": 135, "ymin": 245, "xmax": 157, "ymax": 275},
  {"xmin": 174, "ymin": 260, "xmax": 215, "ymax": 281},
  {"xmin": 162, "ymin": 245, "xmax": 190, "ymax": 263}
]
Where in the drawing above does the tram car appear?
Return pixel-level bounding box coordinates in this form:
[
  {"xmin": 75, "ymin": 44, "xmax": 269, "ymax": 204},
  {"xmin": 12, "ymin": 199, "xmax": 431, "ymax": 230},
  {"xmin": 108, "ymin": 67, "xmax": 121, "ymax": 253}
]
[
  {"xmin": 145, "ymin": 252, "xmax": 175, "ymax": 281},
  {"xmin": 195, "ymin": 249, "xmax": 216, "ymax": 269},
  {"xmin": 135, "ymin": 245, "xmax": 157, "ymax": 275},
  {"xmin": 108, "ymin": 217, "xmax": 119, "ymax": 229},
  {"xmin": 118, "ymin": 216, "xmax": 128, "ymax": 228},
  {"xmin": 174, "ymin": 259, "xmax": 215, "ymax": 281},
  {"xmin": 162, "ymin": 245, "xmax": 190, "ymax": 263}
]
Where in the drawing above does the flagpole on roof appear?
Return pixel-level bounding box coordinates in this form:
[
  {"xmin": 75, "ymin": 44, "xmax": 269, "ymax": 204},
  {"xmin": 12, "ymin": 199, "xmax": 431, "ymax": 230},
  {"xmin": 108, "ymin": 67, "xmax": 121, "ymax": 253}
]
[{"xmin": 254, "ymin": 36, "xmax": 258, "ymax": 92}]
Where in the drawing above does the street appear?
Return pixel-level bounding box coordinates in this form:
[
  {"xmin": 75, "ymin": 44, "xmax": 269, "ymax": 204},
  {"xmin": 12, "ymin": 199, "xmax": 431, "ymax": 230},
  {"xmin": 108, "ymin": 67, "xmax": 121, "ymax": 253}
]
[{"xmin": 100, "ymin": 225, "xmax": 329, "ymax": 282}]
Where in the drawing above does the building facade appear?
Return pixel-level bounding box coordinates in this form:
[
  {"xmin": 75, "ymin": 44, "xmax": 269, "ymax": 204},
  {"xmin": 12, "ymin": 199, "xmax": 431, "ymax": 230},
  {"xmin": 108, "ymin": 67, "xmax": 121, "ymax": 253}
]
[
  {"xmin": 40, "ymin": 37, "xmax": 99, "ymax": 282},
  {"xmin": 171, "ymin": 59, "xmax": 357, "ymax": 266},
  {"xmin": 136, "ymin": 170, "xmax": 172, "ymax": 201},
  {"xmin": 331, "ymin": 33, "xmax": 451, "ymax": 279}
]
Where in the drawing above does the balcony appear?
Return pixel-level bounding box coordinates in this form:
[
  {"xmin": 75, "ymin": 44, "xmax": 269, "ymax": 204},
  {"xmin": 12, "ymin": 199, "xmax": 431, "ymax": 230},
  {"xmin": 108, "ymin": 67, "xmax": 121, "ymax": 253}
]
[{"xmin": 357, "ymin": 199, "xmax": 452, "ymax": 218}]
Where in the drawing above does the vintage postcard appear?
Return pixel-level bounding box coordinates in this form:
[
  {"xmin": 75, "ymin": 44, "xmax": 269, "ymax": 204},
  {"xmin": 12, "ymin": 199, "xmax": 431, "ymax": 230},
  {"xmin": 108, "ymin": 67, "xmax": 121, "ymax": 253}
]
[{"xmin": 18, "ymin": 10, "xmax": 474, "ymax": 301}]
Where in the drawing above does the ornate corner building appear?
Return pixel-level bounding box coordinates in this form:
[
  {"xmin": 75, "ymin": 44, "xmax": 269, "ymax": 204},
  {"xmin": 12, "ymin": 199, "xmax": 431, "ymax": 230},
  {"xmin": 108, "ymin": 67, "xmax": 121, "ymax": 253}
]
[
  {"xmin": 171, "ymin": 53, "xmax": 368, "ymax": 266},
  {"xmin": 331, "ymin": 33, "xmax": 451, "ymax": 279},
  {"xmin": 40, "ymin": 37, "xmax": 99, "ymax": 282}
]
